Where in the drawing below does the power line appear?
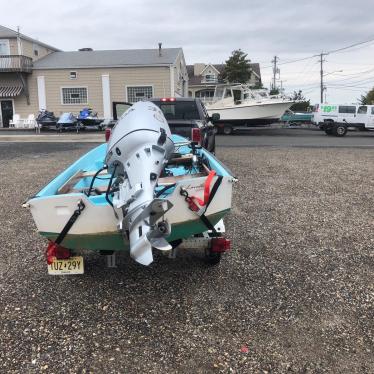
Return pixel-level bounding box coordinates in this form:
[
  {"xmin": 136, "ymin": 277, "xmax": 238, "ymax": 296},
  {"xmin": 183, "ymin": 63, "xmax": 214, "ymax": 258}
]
[
  {"xmin": 261, "ymin": 36, "xmax": 374, "ymax": 69},
  {"xmin": 325, "ymin": 74, "xmax": 374, "ymax": 86},
  {"xmin": 327, "ymin": 37, "xmax": 374, "ymax": 54}
]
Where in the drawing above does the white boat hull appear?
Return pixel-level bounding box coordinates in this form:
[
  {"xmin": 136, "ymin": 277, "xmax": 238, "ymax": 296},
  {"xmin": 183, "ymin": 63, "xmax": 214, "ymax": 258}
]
[
  {"xmin": 27, "ymin": 175, "xmax": 233, "ymax": 251},
  {"xmin": 207, "ymin": 101, "xmax": 293, "ymax": 122}
]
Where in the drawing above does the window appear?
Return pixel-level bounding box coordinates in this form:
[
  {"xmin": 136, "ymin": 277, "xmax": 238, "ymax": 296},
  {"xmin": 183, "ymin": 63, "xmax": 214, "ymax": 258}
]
[
  {"xmin": 203, "ymin": 74, "xmax": 217, "ymax": 83},
  {"xmin": 61, "ymin": 87, "xmax": 88, "ymax": 104},
  {"xmin": 338, "ymin": 106, "xmax": 356, "ymax": 114},
  {"xmin": 224, "ymin": 89, "xmax": 232, "ymax": 98},
  {"xmin": 357, "ymin": 105, "xmax": 367, "ymax": 114},
  {"xmin": 154, "ymin": 101, "xmax": 200, "ymax": 120},
  {"xmin": 195, "ymin": 89, "xmax": 215, "ymax": 101},
  {"xmin": 0, "ymin": 39, "xmax": 10, "ymax": 55},
  {"xmin": 33, "ymin": 43, "xmax": 40, "ymax": 57},
  {"xmin": 127, "ymin": 86, "xmax": 153, "ymax": 103},
  {"xmin": 70, "ymin": 71, "xmax": 77, "ymax": 79},
  {"xmin": 371, "ymin": 107, "xmax": 374, "ymax": 115}
]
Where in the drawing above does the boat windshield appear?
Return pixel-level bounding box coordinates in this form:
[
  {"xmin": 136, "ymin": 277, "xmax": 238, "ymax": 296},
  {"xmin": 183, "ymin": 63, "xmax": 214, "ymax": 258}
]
[{"xmin": 214, "ymin": 87, "xmax": 225, "ymax": 99}]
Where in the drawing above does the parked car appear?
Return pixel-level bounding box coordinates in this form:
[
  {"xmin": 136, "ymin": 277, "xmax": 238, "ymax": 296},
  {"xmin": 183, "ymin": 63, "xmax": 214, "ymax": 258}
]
[
  {"xmin": 312, "ymin": 103, "xmax": 357, "ymax": 129},
  {"xmin": 311, "ymin": 103, "xmax": 374, "ymax": 136},
  {"xmin": 110, "ymin": 98, "xmax": 220, "ymax": 153}
]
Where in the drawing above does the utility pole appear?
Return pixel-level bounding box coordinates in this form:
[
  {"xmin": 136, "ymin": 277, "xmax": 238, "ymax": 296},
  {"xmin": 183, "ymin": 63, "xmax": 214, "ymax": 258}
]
[
  {"xmin": 271, "ymin": 55, "xmax": 278, "ymax": 91},
  {"xmin": 319, "ymin": 53, "xmax": 326, "ymax": 103}
]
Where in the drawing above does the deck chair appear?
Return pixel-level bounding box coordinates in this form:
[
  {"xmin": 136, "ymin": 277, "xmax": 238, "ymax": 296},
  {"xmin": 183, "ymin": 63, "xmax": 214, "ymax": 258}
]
[
  {"xmin": 24, "ymin": 114, "xmax": 36, "ymax": 129},
  {"xmin": 9, "ymin": 114, "xmax": 22, "ymax": 128}
]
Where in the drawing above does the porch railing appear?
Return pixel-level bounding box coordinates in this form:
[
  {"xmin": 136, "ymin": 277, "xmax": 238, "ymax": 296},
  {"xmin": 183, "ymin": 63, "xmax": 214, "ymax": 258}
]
[{"xmin": 0, "ymin": 55, "xmax": 33, "ymax": 73}]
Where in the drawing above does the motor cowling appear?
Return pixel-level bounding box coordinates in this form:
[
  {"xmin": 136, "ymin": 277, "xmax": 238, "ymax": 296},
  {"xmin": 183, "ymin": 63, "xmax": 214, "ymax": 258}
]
[{"xmin": 105, "ymin": 101, "xmax": 174, "ymax": 265}]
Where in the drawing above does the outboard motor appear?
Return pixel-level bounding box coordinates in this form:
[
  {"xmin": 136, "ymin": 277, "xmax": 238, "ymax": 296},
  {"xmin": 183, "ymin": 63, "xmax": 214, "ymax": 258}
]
[{"xmin": 105, "ymin": 101, "xmax": 174, "ymax": 265}]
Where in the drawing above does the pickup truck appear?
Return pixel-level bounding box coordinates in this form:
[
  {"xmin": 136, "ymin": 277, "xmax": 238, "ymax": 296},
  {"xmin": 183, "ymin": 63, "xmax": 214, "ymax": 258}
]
[{"xmin": 110, "ymin": 98, "xmax": 220, "ymax": 153}]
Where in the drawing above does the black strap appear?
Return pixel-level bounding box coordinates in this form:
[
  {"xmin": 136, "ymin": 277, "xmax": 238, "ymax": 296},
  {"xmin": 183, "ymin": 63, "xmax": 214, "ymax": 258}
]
[
  {"xmin": 206, "ymin": 176, "xmax": 223, "ymax": 209},
  {"xmin": 199, "ymin": 175, "xmax": 224, "ymax": 234},
  {"xmin": 199, "ymin": 214, "xmax": 217, "ymax": 233},
  {"xmin": 55, "ymin": 200, "xmax": 85, "ymax": 244}
]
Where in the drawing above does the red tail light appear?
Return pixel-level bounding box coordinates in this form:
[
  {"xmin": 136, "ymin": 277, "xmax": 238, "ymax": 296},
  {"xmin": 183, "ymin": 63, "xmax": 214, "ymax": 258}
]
[
  {"xmin": 105, "ymin": 128, "xmax": 111, "ymax": 142},
  {"xmin": 46, "ymin": 242, "xmax": 71, "ymax": 264},
  {"xmin": 210, "ymin": 238, "xmax": 231, "ymax": 253},
  {"xmin": 191, "ymin": 128, "xmax": 201, "ymax": 143}
]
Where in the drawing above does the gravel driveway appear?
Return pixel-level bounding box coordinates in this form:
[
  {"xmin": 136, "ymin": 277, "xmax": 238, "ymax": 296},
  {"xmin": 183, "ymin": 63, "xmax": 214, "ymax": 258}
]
[{"xmin": 0, "ymin": 142, "xmax": 373, "ymax": 373}]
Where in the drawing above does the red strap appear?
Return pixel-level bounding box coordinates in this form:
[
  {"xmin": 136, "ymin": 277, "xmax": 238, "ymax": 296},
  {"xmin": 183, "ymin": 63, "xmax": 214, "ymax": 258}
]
[{"xmin": 190, "ymin": 170, "xmax": 216, "ymax": 207}]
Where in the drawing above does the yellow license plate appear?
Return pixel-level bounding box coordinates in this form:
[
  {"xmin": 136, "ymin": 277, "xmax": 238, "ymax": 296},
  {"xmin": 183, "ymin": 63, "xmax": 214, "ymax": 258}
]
[{"xmin": 48, "ymin": 256, "xmax": 84, "ymax": 275}]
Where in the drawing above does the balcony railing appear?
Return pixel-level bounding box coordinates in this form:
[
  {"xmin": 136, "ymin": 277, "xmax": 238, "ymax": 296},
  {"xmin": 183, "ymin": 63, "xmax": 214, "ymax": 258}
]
[{"xmin": 0, "ymin": 55, "xmax": 33, "ymax": 73}]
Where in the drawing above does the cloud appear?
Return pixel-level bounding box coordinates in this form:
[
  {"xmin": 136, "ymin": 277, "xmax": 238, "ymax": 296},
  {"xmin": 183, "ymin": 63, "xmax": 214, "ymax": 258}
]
[{"xmin": 1, "ymin": 0, "xmax": 373, "ymax": 102}]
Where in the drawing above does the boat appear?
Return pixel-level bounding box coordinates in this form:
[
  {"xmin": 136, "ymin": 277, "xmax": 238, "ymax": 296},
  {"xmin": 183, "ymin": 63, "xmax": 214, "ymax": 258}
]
[
  {"xmin": 24, "ymin": 101, "xmax": 236, "ymax": 274},
  {"xmin": 205, "ymin": 84, "xmax": 294, "ymax": 132}
]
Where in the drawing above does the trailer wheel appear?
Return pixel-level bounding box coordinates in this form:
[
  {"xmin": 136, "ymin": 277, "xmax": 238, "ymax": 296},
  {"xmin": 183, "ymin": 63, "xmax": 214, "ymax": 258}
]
[
  {"xmin": 223, "ymin": 125, "xmax": 233, "ymax": 135},
  {"xmin": 205, "ymin": 250, "xmax": 221, "ymax": 265},
  {"xmin": 333, "ymin": 124, "xmax": 347, "ymax": 137}
]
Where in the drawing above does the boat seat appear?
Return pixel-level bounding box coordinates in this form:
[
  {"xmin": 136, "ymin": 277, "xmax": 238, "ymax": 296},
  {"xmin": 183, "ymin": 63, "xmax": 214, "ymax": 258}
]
[
  {"xmin": 67, "ymin": 172, "xmax": 207, "ymax": 195},
  {"xmin": 168, "ymin": 154, "xmax": 194, "ymax": 165},
  {"xmin": 59, "ymin": 165, "xmax": 207, "ymax": 194},
  {"xmin": 57, "ymin": 169, "xmax": 108, "ymax": 194},
  {"xmin": 158, "ymin": 172, "xmax": 206, "ymax": 186}
]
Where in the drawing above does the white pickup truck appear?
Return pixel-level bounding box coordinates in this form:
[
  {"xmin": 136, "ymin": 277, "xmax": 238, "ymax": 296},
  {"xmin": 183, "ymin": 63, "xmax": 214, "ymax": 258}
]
[{"xmin": 312, "ymin": 104, "xmax": 374, "ymax": 136}]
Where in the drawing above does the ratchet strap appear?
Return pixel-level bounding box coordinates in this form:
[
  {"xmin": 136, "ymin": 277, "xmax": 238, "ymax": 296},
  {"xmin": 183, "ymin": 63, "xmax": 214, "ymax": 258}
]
[
  {"xmin": 55, "ymin": 200, "xmax": 86, "ymax": 245},
  {"xmin": 180, "ymin": 171, "xmax": 223, "ymax": 234},
  {"xmin": 189, "ymin": 170, "xmax": 216, "ymax": 208}
]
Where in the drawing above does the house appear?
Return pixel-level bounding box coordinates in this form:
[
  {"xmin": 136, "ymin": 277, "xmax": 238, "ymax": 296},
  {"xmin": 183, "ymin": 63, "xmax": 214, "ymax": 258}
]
[
  {"xmin": 0, "ymin": 25, "xmax": 188, "ymax": 127},
  {"xmin": 187, "ymin": 63, "xmax": 261, "ymax": 102},
  {"xmin": 0, "ymin": 25, "xmax": 59, "ymax": 127}
]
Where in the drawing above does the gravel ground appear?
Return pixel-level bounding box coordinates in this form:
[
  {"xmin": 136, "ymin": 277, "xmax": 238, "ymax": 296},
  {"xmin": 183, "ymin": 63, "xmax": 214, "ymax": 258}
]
[{"xmin": 0, "ymin": 142, "xmax": 373, "ymax": 373}]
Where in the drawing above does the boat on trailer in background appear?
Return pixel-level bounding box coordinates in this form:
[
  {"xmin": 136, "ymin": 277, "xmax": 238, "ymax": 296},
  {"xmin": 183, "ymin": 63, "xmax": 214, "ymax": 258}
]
[
  {"xmin": 24, "ymin": 101, "xmax": 236, "ymax": 275},
  {"xmin": 205, "ymin": 84, "xmax": 295, "ymax": 134}
]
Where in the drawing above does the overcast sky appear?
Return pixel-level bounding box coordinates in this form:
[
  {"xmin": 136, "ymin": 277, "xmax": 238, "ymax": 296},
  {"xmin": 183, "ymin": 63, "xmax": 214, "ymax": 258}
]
[{"xmin": 2, "ymin": 0, "xmax": 374, "ymax": 103}]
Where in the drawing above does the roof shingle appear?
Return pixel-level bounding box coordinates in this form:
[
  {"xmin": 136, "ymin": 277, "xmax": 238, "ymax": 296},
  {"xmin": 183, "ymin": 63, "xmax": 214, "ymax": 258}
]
[
  {"xmin": 0, "ymin": 25, "xmax": 59, "ymax": 52},
  {"xmin": 33, "ymin": 48, "xmax": 182, "ymax": 69}
]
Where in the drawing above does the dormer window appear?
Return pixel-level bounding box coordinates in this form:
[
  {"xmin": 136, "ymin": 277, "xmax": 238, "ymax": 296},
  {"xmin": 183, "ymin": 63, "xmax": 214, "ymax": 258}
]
[
  {"xmin": 70, "ymin": 71, "xmax": 77, "ymax": 79},
  {"xmin": 203, "ymin": 74, "xmax": 217, "ymax": 83}
]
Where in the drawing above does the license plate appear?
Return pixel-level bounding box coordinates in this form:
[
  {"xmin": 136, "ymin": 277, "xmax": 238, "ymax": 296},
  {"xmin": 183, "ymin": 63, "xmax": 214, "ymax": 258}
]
[{"xmin": 48, "ymin": 256, "xmax": 84, "ymax": 275}]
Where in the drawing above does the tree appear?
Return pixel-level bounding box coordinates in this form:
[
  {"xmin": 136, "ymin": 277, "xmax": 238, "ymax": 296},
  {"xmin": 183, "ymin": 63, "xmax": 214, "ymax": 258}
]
[
  {"xmin": 289, "ymin": 90, "xmax": 310, "ymax": 111},
  {"xmin": 222, "ymin": 49, "xmax": 252, "ymax": 84},
  {"xmin": 359, "ymin": 87, "xmax": 374, "ymax": 104},
  {"xmin": 269, "ymin": 88, "xmax": 280, "ymax": 95}
]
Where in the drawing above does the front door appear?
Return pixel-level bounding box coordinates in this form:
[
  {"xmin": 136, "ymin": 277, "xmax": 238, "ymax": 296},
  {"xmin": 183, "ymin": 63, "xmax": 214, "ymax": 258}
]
[
  {"xmin": 356, "ymin": 105, "xmax": 368, "ymax": 126},
  {"xmin": 368, "ymin": 106, "xmax": 374, "ymax": 128},
  {"xmin": 0, "ymin": 100, "xmax": 14, "ymax": 128}
]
